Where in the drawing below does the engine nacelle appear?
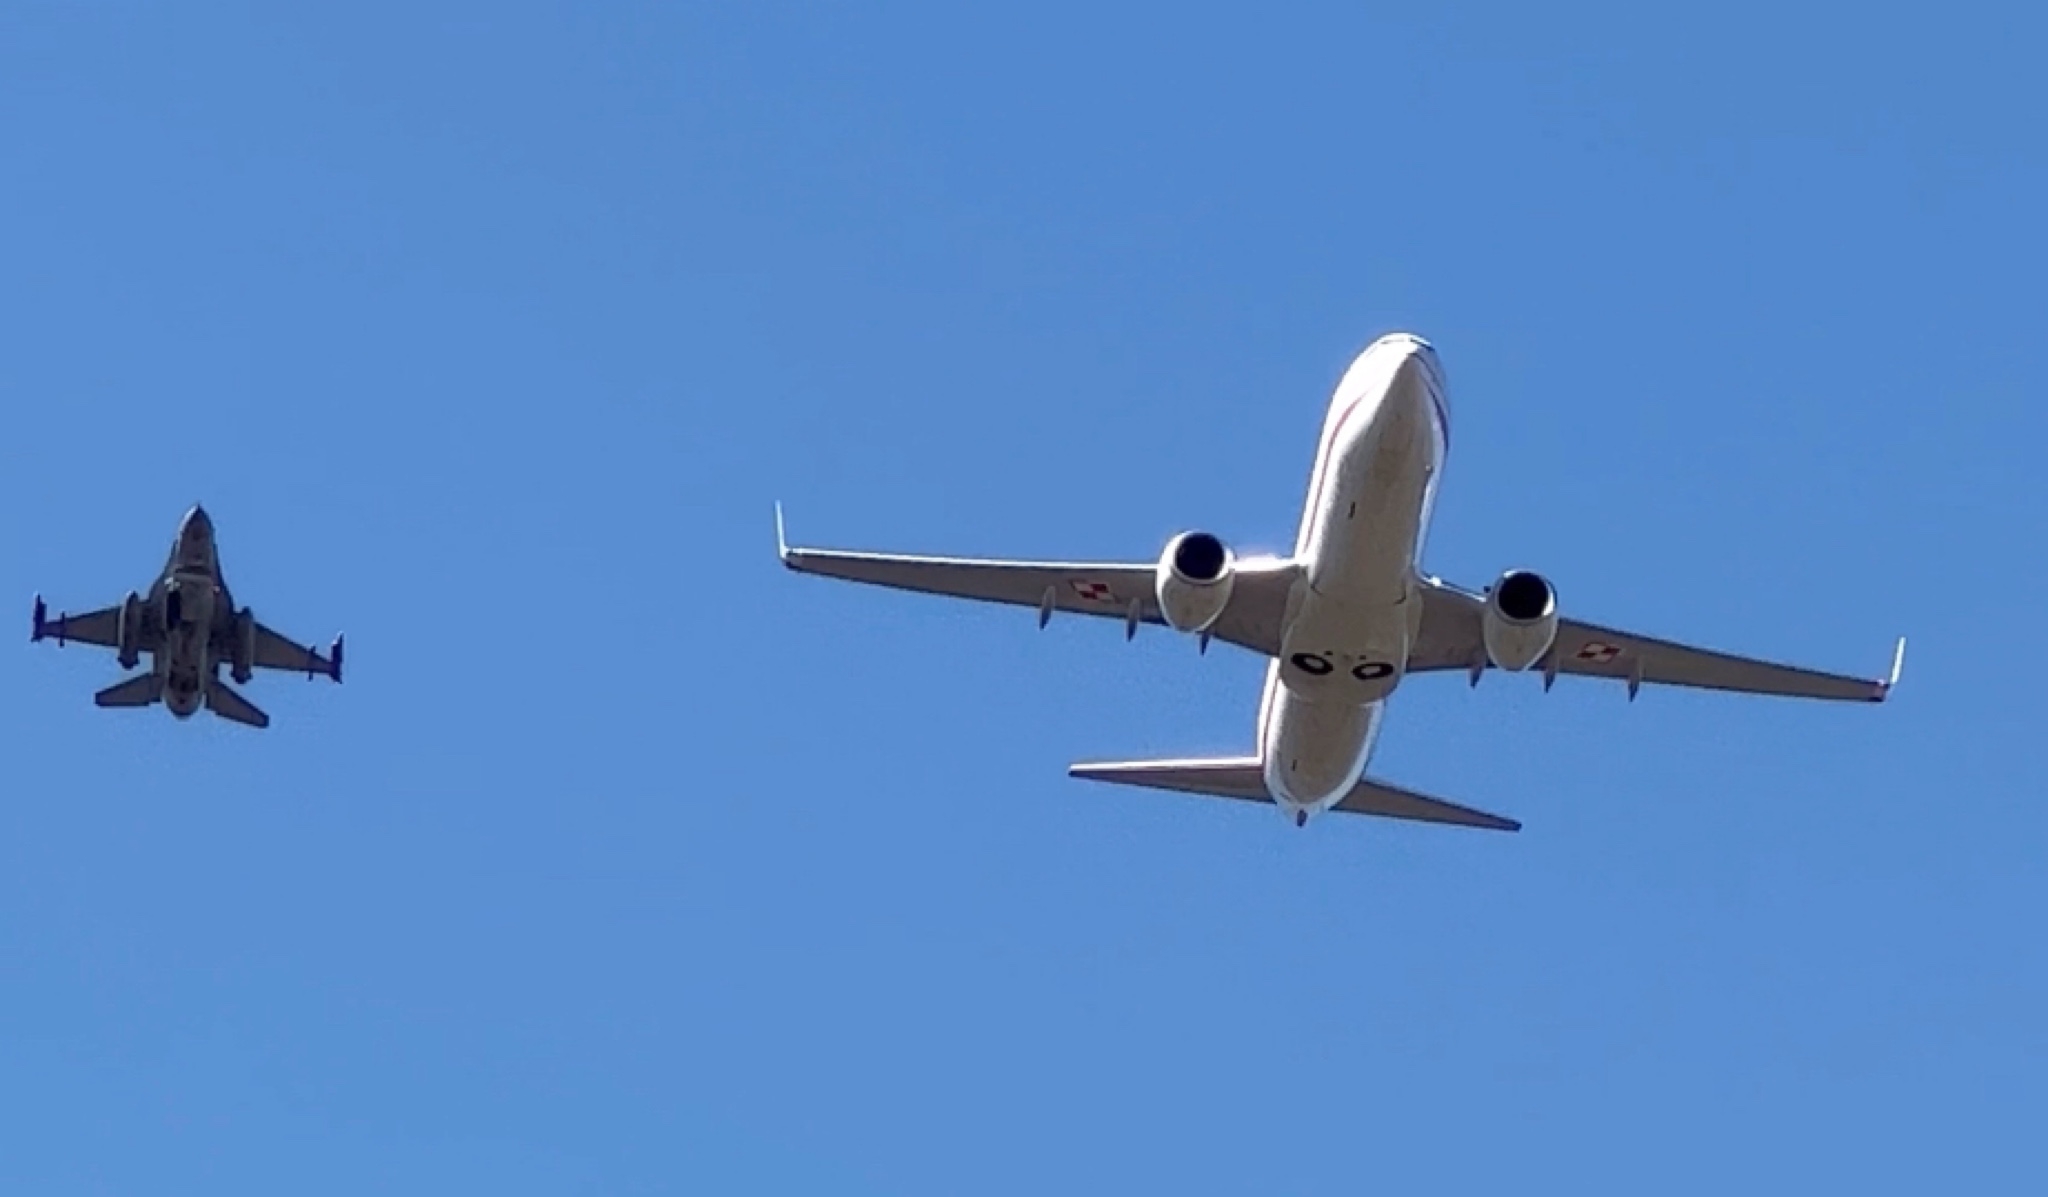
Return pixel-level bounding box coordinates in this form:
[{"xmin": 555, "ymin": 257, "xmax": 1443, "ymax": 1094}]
[
  {"xmin": 1482, "ymin": 569, "xmax": 1560, "ymax": 671},
  {"xmin": 116, "ymin": 591, "xmax": 144, "ymax": 670},
  {"xmin": 1153, "ymin": 531, "xmax": 1237, "ymax": 633},
  {"xmin": 232, "ymin": 608, "xmax": 256, "ymax": 685}
]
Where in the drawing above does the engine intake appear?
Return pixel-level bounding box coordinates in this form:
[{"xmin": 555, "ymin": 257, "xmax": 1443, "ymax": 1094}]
[
  {"xmin": 1482, "ymin": 568, "xmax": 1559, "ymax": 671},
  {"xmin": 1154, "ymin": 531, "xmax": 1237, "ymax": 633}
]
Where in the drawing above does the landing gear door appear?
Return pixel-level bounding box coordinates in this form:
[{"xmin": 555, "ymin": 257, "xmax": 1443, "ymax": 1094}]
[{"xmin": 1277, "ymin": 601, "xmax": 1408, "ymax": 703}]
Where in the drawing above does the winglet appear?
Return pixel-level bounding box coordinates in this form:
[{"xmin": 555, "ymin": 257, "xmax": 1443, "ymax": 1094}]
[
  {"xmin": 31, "ymin": 594, "xmax": 45, "ymax": 643},
  {"xmin": 773, "ymin": 502, "xmax": 791, "ymax": 564},
  {"xmin": 1874, "ymin": 636, "xmax": 1907, "ymax": 701}
]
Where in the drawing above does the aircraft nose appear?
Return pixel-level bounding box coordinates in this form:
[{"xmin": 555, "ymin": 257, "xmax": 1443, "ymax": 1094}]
[
  {"xmin": 1388, "ymin": 332, "xmax": 1437, "ymax": 369},
  {"xmin": 181, "ymin": 505, "xmax": 214, "ymax": 541},
  {"xmin": 1387, "ymin": 335, "xmax": 1449, "ymax": 443}
]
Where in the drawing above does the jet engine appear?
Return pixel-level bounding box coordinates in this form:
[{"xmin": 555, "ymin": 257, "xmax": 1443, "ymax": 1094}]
[
  {"xmin": 232, "ymin": 608, "xmax": 256, "ymax": 685},
  {"xmin": 1154, "ymin": 531, "xmax": 1237, "ymax": 633},
  {"xmin": 116, "ymin": 591, "xmax": 143, "ymax": 670},
  {"xmin": 1481, "ymin": 568, "xmax": 1559, "ymax": 671}
]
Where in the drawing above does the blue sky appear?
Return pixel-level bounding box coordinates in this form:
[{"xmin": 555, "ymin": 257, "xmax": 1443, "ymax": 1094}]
[{"xmin": 4, "ymin": 2, "xmax": 2045, "ymax": 1192}]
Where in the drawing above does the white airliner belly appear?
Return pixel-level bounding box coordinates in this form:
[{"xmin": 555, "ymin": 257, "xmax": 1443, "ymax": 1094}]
[{"xmin": 1258, "ymin": 334, "xmax": 1451, "ymax": 812}]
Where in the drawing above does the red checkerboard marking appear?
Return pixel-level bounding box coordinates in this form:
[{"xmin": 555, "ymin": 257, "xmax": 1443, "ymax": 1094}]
[
  {"xmin": 1070, "ymin": 580, "xmax": 1115, "ymax": 603},
  {"xmin": 1576, "ymin": 641, "xmax": 1622, "ymax": 664}
]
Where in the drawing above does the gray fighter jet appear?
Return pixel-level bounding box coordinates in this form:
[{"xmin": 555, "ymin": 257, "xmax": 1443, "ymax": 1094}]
[{"xmin": 31, "ymin": 505, "xmax": 343, "ymax": 728}]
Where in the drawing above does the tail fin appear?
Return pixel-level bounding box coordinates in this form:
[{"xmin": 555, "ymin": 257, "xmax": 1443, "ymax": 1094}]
[
  {"xmin": 205, "ymin": 681, "xmax": 271, "ymax": 729},
  {"xmin": 1069, "ymin": 756, "xmax": 1520, "ymax": 831},
  {"xmin": 94, "ymin": 673, "xmax": 163, "ymax": 709}
]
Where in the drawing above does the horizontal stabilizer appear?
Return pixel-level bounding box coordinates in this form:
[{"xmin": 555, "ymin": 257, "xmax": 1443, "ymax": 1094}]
[
  {"xmin": 205, "ymin": 681, "xmax": 271, "ymax": 729},
  {"xmin": 1069, "ymin": 757, "xmax": 1520, "ymax": 832},
  {"xmin": 94, "ymin": 673, "xmax": 163, "ymax": 709}
]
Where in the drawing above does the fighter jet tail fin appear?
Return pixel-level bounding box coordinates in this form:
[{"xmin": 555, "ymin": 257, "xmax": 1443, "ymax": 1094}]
[
  {"xmin": 205, "ymin": 681, "xmax": 271, "ymax": 729},
  {"xmin": 94, "ymin": 673, "xmax": 163, "ymax": 709}
]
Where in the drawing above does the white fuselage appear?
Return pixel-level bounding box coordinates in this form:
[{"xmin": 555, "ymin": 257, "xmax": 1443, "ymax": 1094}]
[{"xmin": 1257, "ymin": 333, "xmax": 1451, "ymax": 817}]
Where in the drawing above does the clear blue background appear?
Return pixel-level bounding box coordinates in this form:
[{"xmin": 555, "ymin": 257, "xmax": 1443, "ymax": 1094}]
[{"xmin": 3, "ymin": 3, "xmax": 2042, "ymax": 1192}]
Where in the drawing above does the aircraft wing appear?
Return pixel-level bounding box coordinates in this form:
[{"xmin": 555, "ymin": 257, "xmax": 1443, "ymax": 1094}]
[
  {"xmin": 776, "ymin": 508, "xmax": 1298, "ymax": 657},
  {"xmin": 1408, "ymin": 577, "xmax": 1903, "ymax": 702},
  {"xmin": 31, "ymin": 599, "xmax": 127, "ymax": 649},
  {"xmin": 249, "ymin": 622, "xmax": 345, "ymax": 681}
]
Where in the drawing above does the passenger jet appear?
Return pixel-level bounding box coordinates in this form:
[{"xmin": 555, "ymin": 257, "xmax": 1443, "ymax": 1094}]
[
  {"xmin": 31, "ymin": 505, "xmax": 343, "ymax": 729},
  {"xmin": 778, "ymin": 333, "xmax": 1903, "ymax": 830}
]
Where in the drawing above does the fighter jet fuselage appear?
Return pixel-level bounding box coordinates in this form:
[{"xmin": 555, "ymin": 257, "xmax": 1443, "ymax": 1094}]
[{"xmin": 32, "ymin": 506, "xmax": 342, "ymax": 729}]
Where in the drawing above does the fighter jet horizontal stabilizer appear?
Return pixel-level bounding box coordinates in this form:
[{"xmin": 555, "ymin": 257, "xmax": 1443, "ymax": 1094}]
[
  {"xmin": 205, "ymin": 681, "xmax": 270, "ymax": 729},
  {"xmin": 94, "ymin": 674, "xmax": 163, "ymax": 709}
]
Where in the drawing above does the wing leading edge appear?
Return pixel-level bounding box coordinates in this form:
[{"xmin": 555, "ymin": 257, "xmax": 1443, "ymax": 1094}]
[{"xmin": 1409, "ymin": 577, "xmax": 1903, "ymax": 703}]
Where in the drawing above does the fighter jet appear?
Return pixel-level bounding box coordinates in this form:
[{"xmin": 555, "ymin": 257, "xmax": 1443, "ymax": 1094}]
[{"xmin": 30, "ymin": 504, "xmax": 343, "ymax": 729}]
